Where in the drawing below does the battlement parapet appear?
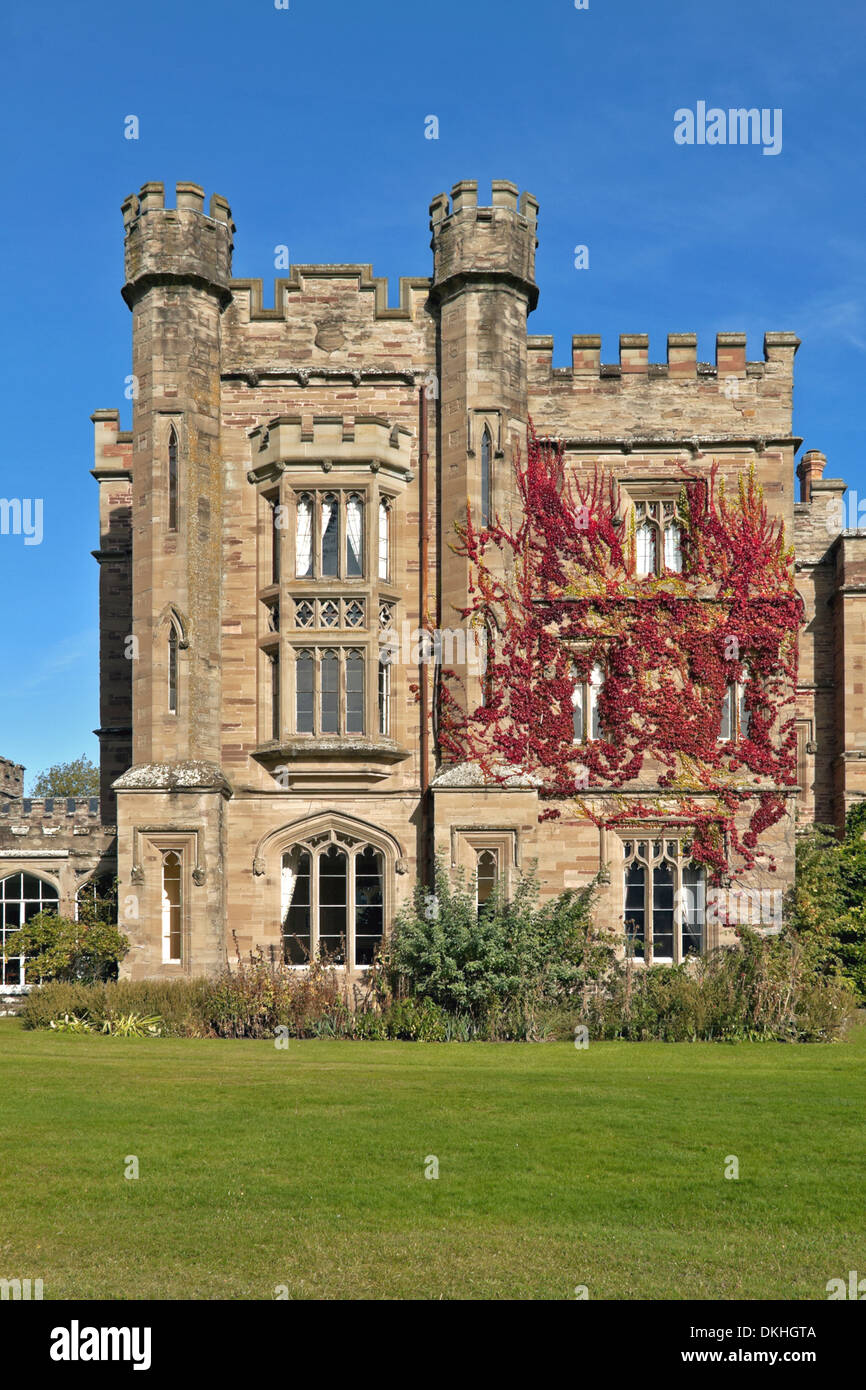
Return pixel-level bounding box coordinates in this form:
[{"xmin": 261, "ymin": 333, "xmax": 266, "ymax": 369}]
[
  {"xmin": 246, "ymin": 414, "xmax": 414, "ymax": 483},
  {"xmin": 121, "ymin": 181, "xmax": 234, "ymax": 308},
  {"xmin": 0, "ymin": 797, "xmax": 101, "ymax": 831},
  {"xmin": 528, "ymin": 331, "xmax": 799, "ymax": 385},
  {"xmin": 230, "ymin": 266, "xmax": 432, "ymax": 323},
  {"xmin": 429, "ymin": 179, "xmax": 539, "ymax": 307}
]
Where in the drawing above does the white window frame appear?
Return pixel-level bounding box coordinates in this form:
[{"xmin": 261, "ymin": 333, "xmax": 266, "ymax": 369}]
[
  {"xmin": 475, "ymin": 847, "xmax": 499, "ymax": 913},
  {"xmin": 378, "ymin": 652, "xmax": 391, "ymax": 736},
  {"xmin": 0, "ymin": 872, "xmax": 60, "ymax": 987},
  {"xmin": 718, "ymin": 665, "xmax": 751, "ymax": 742},
  {"xmin": 160, "ymin": 850, "xmax": 183, "ymax": 965},
  {"xmin": 571, "ymin": 662, "xmax": 604, "ymax": 743},
  {"xmin": 378, "ymin": 496, "xmax": 391, "ymax": 581},
  {"xmin": 291, "ymin": 489, "xmax": 369, "ymax": 582}
]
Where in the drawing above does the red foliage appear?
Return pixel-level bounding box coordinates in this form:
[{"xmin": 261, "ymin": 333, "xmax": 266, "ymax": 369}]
[{"xmin": 438, "ymin": 427, "xmax": 800, "ymax": 880}]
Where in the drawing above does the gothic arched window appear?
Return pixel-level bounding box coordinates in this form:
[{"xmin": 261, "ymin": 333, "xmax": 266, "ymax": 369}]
[
  {"xmin": 378, "ymin": 497, "xmax": 390, "ymax": 580},
  {"xmin": 168, "ymin": 426, "xmax": 178, "ymax": 532},
  {"xmin": 719, "ymin": 665, "xmax": 751, "ymax": 742},
  {"xmin": 481, "ymin": 619, "xmax": 495, "ymax": 707},
  {"xmin": 635, "ymin": 519, "xmax": 656, "ymax": 577},
  {"xmin": 321, "ymin": 493, "xmax": 339, "ymax": 577},
  {"xmin": 168, "ymin": 625, "xmax": 178, "ymax": 714},
  {"xmin": 476, "ymin": 848, "xmax": 498, "ymax": 914},
  {"xmin": 321, "ymin": 649, "xmax": 339, "ymax": 733},
  {"xmin": 270, "ymin": 649, "xmax": 280, "ymax": 740},
  {"xmin": 161, "ymin": 851, "xmax": 182, "ymax": 963},
  {"xmin": 622, "ymin": 839, "xmax": 706, "ymax": 964},
  {"xmin": 571, "ymin": 662, "xmax": 604, "ymax": 742},
  {"xmin": 634, "ymin": 499, "xmax": 682, "ymax": 576},
  {"xmin": 346, "ymin": 493, "xmax": 364, "ymax": 578},
  {"xmin": 295, "ymin": 493, "xmax": 313, "ymax": 578},
  {"xmin": 295, "ymin": 649, "xmax": 314, "ymax": 734},
  {"xmin": 281, "ymin": 833, "xmax": 385, "ymax": 967},
  {"xmin": 378, "ymin": 652, "xmax": 391, "ymax": 736},
  {"xmin": 481, "ymin": 427, "xmax": 492, "ymax": 528},
  {"xmin": 346, "ymin": 649, "xmax": 365, "ymax": 734},
  {"xmin": 664, "ymin": 523, "xmax": 682, "ymax": 572}
]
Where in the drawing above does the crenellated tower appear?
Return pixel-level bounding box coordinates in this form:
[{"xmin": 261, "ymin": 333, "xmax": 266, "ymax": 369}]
[
  {"xmin": 429, "ymin": 180, "xmax": 538, "ymax": 724},
  {"xmin": 121, "ymin": 181, "xmax": 234, "ymax": 767}
]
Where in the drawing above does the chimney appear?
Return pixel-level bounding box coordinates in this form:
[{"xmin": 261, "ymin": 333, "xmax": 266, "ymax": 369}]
[{"xmin": 797, "ymin": 449, "xmax": 827, "ymax": 502}]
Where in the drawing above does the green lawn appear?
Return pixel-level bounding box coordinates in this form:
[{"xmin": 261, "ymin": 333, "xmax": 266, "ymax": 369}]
[{"xmin": 0, "ymin": 1015, "xmax": 864, "ymax": 1300}]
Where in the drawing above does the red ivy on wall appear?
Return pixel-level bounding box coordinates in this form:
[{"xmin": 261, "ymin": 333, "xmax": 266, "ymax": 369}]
[{"xmin": 437, "ymin": 429, "xmax": 801, "ymax": 880}]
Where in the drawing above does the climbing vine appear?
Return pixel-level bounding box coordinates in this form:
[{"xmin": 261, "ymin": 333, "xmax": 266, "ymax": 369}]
[{"xmin": 437, "ymin": 428, "xmax": 801, "ymax": 880}]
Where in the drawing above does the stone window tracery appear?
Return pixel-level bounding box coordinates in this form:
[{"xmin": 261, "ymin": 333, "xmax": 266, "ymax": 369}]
[
  {"xmin": 634, "ymin": 500, "xmax": 682, "ymax": 577},
  {"xmin": 622, "ymin": 838, "xmax": 705, "ymax": 964},
  {"xmin": 281, "ymin": 832, "xmax": 385, "ymax": 967}
]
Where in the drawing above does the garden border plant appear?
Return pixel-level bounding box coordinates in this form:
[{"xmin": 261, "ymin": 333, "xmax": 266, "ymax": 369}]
[{"xmin": 18, "ymin": 866, "xmax": 856, "ymax": 1044}]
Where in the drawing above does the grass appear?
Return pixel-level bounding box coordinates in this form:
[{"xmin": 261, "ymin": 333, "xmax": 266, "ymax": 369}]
[{"xmin": 1, "ymin": 1015, "xmax": 864, "ymax": 1299}]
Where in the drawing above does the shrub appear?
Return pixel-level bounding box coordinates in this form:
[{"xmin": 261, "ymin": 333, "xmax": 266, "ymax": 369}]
[
  {"xmin": 205, "ymin": 953, "xmax": 349, "ymax": 1038},
  {"xmin": 585, "ymin": 929, "xmax": 856, "ymax": 1043},
  {"xmin": 382, "ymin": 997, "xmax": 449, "ymax": 1041},
  {"xmin": 21, "ymin": 978, "xmax": 212, "ymax": 1036},
  {"xmin": 384, "ymin": 860, "xmax": 607, "ymax": 1019},
  {"xmin": 99, "ymin": 1013, "xmax": 164, "ymax": 1038},
  {"xmin": 49, "ymin": 1013, "xmax": 94, "ymax": 1034},
  {"xmin": 787, "ymin": 812, "xmax": 866, "ymax": 1002},
  {"xmin": 18, "ymin": 915, "xmax": 856, "ymax": 1045},
  {"xmin": 4, "ymin": 911, "xmax": 128, "ymax": 984}
]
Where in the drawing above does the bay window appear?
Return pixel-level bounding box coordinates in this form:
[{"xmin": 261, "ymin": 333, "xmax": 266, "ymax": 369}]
[{"xmin": 293, "ymin": 647, "xmax": 366, "ymax": 736}]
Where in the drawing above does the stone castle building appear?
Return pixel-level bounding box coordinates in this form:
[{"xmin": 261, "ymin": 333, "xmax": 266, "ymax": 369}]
[{"xmin": 2, "ymin": 177, "xmax": 864, "ymax": 988}]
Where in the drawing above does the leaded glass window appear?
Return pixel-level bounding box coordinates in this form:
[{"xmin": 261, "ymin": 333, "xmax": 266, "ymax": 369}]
[{"xmin": 622, "ymin": 839, "xmax": 706, "ymax": 964}]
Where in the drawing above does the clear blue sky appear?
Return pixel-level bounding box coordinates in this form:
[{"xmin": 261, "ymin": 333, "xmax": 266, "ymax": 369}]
[{"xmin": 2, "ymin": 0, "xmax": 864, "ymax": 790}]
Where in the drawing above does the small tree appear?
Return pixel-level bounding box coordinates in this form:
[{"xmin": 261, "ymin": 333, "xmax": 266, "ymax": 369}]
[
  {"xmin": 787, "ymin": 812, "xmax": 866, "ymax": 1001},
  {"xmin": 30, "ymin": 755, "xmax": 99, "ymax": 798},
  {"xmin": 2, "ymin": 911, "xmax": 128, "ymax": 984}
]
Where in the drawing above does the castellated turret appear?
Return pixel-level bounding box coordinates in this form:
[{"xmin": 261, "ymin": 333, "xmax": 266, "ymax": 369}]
[
  {"xmin": 121, "ymin": 182, "xmax": 234, "ymax": 771},
  {"xmin": 429, "ymin": 178, "xmax": 539, "ymax": 306},
  {"xmin": 429, "ymin": 180, "xmax": 539, "ymax": 716},
  {"xmin": 121, "ymin": 182, "xmax": 234, "ymax": 304}
]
